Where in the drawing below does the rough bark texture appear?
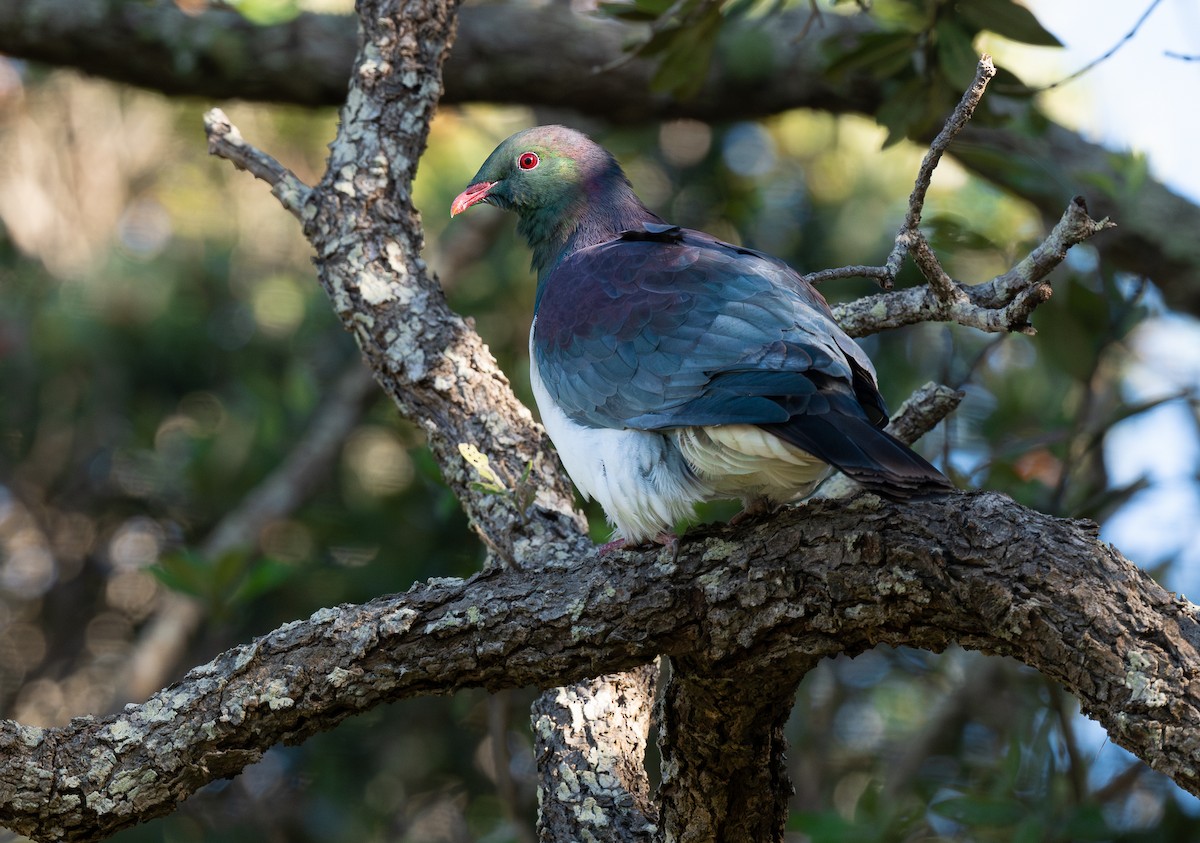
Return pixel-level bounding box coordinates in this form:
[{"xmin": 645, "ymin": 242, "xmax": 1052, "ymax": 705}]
[
  {"xmin": 1, "ymin": 2, "xmax": 1198, "ymax": 317},
  {"xmin": 1, "ymin": 493, "xmax": 1198, "ymax": 840},
  {"xmin": 531, "ymin": 666, "xmax": 659, "ymax": 842},
  {"xmin": 658, "ymin": 657, "xmax": 804, "ymax": 842}
]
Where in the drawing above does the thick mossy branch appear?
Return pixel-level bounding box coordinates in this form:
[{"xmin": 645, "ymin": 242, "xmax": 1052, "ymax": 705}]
[{"xmin": 0, "ymin": 493, "xmax": 1196, "ymax": 841}]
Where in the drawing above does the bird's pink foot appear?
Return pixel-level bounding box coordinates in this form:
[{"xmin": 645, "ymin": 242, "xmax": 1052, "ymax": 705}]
[
  {"xmin": 729, "ymin": 497, "xmax": 776, "ymax": 528},
  {"xmin": 598, "ymin": 531, "xmax": 679, "ymax": 557},
  {"xmin": 598, "ymin": 538, "xmax": 628, "ymax": 556}
]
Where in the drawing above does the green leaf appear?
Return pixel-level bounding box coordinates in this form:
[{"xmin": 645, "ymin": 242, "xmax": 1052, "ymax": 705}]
[
  {"xmin": 788, "ymin": 810, "xmax": 875, "ymax": 843},
  {"xmin": 936, "ymin": 19, "xmax": 981, "ymax": 89},
  {"xmin": 597, "ymin": 0, "xmax": 676, "ymax": 22},
  {"xmin": 825, "ymin": 32, "xmax": 918, "ymax": 80},
  {"xmin": 1011, "ymin": 815, "xmax": 1048, "ymax": 843},
  {"xmin": 1062, "ymin": 804, "xmax": 1116, "ymax": 840},
  {"xmin": 957, "ymin": 0, "xmax": 1063, "ymax": 47},
  {"xmin": 151, "ymin": 549, "xmax": 210, "ymax": 598},
  {"xmin": 229, "ymin": 0, "xmax": 302, "ymax": 26},
  {"xmin": 875, "ymin": 76, "xmax": 933, "ymax": 146},
  {"xmin": 649, "ymin": 5, "xmax": 723, "ymax": 99},
  {"xmin": 232, "ymin": 557, "xmax": 297, "ymax": 603}
]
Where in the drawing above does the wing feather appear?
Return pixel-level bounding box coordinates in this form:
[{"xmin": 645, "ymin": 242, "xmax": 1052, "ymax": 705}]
[
  {"xmin": 533, "ymin": 226, "xmax": 857, "ymax": 429},
  {"xmin": 531, "ymin": 225, "xmax": 952, "ymax": 494}
]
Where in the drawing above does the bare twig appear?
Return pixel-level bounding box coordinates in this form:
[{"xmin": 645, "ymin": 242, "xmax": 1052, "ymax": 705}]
[
  {"xmin": 1048, "ymin": 680, "xmax": 1088, "ymax": 803},
  {"xmin": 815, "ymin": 55, "xmax": 998, "ymax": 295},
  {"xmin": 804, "ymin": 55, "xmax": 1111, "ymax": 340},
  {"xmin": 909, "ymin": 230, "xmax": 967, "ymax": 306},
  {"xmin": 899, "ymin": 56, "xmax": 996, "ymax": 241},
  {"xmin": 204, "ymin": 108, "xmax": 312, "ymax": 219},
  {"xmin": 803, "ymin": 52, "xmax": 1101, "ymax": 340},
  {"xmin": 882, "ymin": 382, "xmax": 965, "ymax": 446},
  {"xmin": 832, "ymin": 196, "xmax": 1115, "ymax": 337},
  {"xmin": 1091, "ymin": 760, "xmax": 1146, "ymax": 803},
  {"xmin": 799, "ymin": 264, "xmax": 893, "ymax": 286},
  {"xmin": 794, "ymin": 0, "xmax": 824, "ymax": 40}
]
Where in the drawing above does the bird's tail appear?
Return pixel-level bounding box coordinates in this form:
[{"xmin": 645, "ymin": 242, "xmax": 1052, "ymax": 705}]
[{"xmin": 762, "ymin": 414, "xmax": 954, "ymax": 500}]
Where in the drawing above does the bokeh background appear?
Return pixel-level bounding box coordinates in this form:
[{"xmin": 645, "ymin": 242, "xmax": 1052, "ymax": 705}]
[{"xmin": 2, "ymin": 0, "xmax": 1200, "ymax": 840}]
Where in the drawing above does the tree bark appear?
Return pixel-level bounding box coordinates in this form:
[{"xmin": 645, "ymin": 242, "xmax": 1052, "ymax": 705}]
[
  {"xmin": 657, "ymin": 657, "xmax": 805, "ymax": 842},
  {"xmin": 290, "ymin": 0, "xmax": 586, "ymax": 561},
  {"xmin": 532, "ymin": 666, "xmax": 659, "ymax": 842}
]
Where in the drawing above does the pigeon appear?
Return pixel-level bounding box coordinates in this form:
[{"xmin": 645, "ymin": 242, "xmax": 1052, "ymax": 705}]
[{"xmin": 451, "ymin": 125, "xmax": 952, "ymax": 547}]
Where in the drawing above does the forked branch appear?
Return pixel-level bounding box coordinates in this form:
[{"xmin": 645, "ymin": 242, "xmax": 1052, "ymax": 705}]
[{"xmin": 803, "ymin": 56, "xmax": 1115, "ymax": 338}]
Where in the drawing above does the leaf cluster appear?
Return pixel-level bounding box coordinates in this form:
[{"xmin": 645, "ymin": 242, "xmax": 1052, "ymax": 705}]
[{"xmin": 825, "ymin": 0, "xmax": 1059, "ymax": 144}]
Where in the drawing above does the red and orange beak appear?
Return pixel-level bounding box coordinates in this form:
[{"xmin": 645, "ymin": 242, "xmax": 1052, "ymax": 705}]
[{"xmin": 450, "ymin": 181, "xmax": 495, "ymax": 217}]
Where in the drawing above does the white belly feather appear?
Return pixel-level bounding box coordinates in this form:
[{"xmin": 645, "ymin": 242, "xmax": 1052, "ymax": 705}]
[
  {"xmin": 672, "ymin": 425, "xmax": 830, "ymax": 500},
  {"xmin": 529, "ymin": 320, "xmax": 830, "ymax": 543},
  {"xmin": 529, "ymin": 335, "xmax": 702, "ymax": 543}
]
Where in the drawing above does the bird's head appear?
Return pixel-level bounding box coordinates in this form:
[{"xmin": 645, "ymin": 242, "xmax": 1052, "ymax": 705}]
[
  {"xmin": 451, "ymin": 125, "xmax": 649, "ymax": 276},
  {"xmin": 450, "ymin": 125, "xmax": 613, "ymax": 219}
]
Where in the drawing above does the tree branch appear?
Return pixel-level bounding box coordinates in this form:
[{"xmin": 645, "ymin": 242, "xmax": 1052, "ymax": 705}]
[
  {"xmin": 881, "ymin": 54, "xmax": 999, "ymax": 294},
  {"xmin": 1, "ymin": 492, "xmax": 1197, "ymax": 840},
  {"xmin": 199, "ymin": 2, "xmax": 587, "ymax": 563},
  {"xmin": 203, "ymin": 108, "xmax": 312, "ymax": 219},
  {"xmin": 804, "ymin": 56, "xmax": 1113, "ymax": 339},
  {"xmin": 531, "ymin": 665, "xmax": 659, "ymax": 842},
  {"xmin": 658, "ymin": 655, "xmax": 804, "ymax": 841},
  {"xmin": 0, "ymin": 2, "xmax": 1193, "ymax": 317},
  {"xmin": 832, "ymin": 196, "xmax": 1114, "ymax": 337}
]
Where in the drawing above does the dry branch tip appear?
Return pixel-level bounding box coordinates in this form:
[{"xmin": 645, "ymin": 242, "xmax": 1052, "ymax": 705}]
[{"xmin": 202, "ymin": 107, "xmax": 312, "ymax": 219}]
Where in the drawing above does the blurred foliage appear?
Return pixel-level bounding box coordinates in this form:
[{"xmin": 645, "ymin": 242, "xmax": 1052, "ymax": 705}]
[
  {"xmin": 599, "ymin": 0, "xmax": 1053, "ymax": 138},
  {"xmin": 2, "ymin": 0, "xmax": 1200, "ymax": 840},
  {"xmin": 823, "ymin": 0, "xmax": 1057, "ymax": 143}
]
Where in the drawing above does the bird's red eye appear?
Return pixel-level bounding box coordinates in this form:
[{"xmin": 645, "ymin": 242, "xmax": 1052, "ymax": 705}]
[{"xmin": 518, "ymin": 152, "xmax": 539, "ymax": 170}]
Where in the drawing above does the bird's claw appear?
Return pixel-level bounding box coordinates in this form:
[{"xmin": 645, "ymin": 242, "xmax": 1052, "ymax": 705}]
[
  {"xmin": 598, "ymin": 538, "xmax": 627, "ymax": 556},
  {"xmin": 597, "ymin": 531, "xmax": 680, "ymax": 561}
]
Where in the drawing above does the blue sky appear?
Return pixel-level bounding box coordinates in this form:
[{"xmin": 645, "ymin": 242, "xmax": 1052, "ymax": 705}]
[{"xmin": 1029, "ymin": 0, "xmax": 1200, "ymax": 204}]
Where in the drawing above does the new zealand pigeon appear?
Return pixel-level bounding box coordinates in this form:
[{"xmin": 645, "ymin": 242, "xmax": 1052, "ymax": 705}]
[{"xmin": 451, "ymin": 125, "xmax": 952, "ymax": 546}]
